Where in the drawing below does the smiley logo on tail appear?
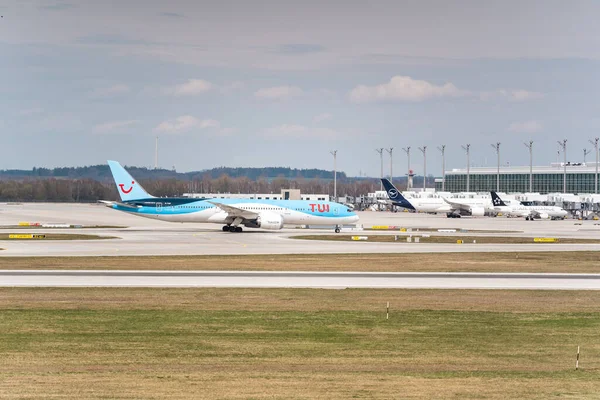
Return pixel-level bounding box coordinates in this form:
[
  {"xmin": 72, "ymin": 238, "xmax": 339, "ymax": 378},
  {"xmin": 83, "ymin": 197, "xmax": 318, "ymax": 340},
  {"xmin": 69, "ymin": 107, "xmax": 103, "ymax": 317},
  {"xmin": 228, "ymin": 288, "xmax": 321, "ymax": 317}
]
[{"xmin": 119, "ymin": 180, "xmax": 135, "ymax": 194}]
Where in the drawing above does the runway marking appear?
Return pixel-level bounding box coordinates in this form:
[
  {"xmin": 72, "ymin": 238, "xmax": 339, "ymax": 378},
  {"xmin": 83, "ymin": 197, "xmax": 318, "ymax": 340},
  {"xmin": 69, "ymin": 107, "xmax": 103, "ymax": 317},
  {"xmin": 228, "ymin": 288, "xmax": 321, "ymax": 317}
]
[{"xmin": 2, "ymin": 271, "xmax": 600, "ymax": 290}]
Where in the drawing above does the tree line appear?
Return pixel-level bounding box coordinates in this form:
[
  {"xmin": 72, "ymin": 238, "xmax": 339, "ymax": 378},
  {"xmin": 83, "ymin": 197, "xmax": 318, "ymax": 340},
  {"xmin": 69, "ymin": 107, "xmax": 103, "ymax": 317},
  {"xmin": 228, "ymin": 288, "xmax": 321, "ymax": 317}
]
[
  {"xmin": 0, "ymin": 176, "xmax": 390, "ymax": 202},
  {"xmin": 0, "ymin": 165, "xmax": 434, "ymax": 202},
  {"xmin": 0, "ymin": 165, "xmax": 347, "ymax": 181}
]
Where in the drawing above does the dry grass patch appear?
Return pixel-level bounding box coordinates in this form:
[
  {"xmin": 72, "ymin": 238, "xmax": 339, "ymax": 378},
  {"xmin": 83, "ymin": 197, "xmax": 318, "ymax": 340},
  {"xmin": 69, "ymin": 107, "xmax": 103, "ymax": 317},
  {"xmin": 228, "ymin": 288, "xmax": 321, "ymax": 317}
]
[{"xmin": 3, "ymin": 252, "xmax": 600, "ymax": 273}]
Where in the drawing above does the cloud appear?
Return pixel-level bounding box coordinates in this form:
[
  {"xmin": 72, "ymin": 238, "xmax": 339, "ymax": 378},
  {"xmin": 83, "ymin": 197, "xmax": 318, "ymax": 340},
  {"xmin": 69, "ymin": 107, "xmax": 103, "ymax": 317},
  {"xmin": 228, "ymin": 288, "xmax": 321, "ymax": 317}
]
[
  {"xmin": 154, "ymin": 115, "xmax": 219, "ymax": 134},
  {"xmin": 264, "ymin": 124, "xmax": 340, "ymax": 139},
  {"xmin": 313, "ymin": 113, "xmax": 332, "ymax": 123},
  {"xmin": 254, "ymin": 85, "xmax": 303, "ymax": 100},
  {"xmin": 349, "ymin": 75, "xmax": 466, "ymax": 103},
  {"xmin": 93, "ymin": 120, "xmax": 140, "ymax": 134},
  {"xmin": 508, "ymin": 120, "xmax": 543, "ymax": 133},
  {"xmin": 508, "ymin": 90, "xmax": 544, "ymax": 101},
  {"xmin": 39, "ymin": 3, "xmax": 75, "ymax": 11},
  {"xmin": 220, "ymin": 81, "xmax": 245, "ymax": 94},
  {"xmin": 169, "ymin": 79, "xmax": 212, "ymax": 96},
  {"xmin": 77, "ymin": 34, "xmax": 150, "ymax": 46},
  {"xmin": 481, "ymin": 89, "xmax": 544, "ymax": 101},
  {"xmin": 159, "ymin": 12, "xmax": 184, "ymax": 18},
  {"xmin": 351, "ymin": 76, "xmax": 544, "ymax": 104},
  {"xmin": 274, "ymin": 44, "xmax": 326, "ymax": 55},
  {"xmin": 18, "ymin": 108, "xmax": 44, "ymax": 116},
  {"xmin": 90, "ymin": 84, "xmax": 131, "ymax": 98}
]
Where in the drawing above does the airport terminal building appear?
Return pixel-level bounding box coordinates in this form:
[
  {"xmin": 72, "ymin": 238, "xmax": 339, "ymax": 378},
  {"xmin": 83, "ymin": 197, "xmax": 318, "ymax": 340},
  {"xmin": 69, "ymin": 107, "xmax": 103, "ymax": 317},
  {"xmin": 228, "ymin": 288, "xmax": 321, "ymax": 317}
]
[{"xmin": 435, "ymin": 162, "xmax": 600, "ymax": 194}]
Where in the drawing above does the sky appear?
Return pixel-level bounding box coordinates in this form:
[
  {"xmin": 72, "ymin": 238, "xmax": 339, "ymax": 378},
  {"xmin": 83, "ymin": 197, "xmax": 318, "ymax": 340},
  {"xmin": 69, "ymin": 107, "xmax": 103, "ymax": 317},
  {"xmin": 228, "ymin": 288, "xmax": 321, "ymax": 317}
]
[{"xmin": 2, "ymin": 0, "xmax": 600, "ymax": 177}]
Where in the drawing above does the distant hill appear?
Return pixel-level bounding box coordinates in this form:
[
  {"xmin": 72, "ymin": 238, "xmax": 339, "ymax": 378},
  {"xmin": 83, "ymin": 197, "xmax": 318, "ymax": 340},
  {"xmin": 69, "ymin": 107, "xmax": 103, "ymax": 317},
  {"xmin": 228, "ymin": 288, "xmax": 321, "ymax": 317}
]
[{"xmin": 0, "ymin": 165, "xmax": 348, "ymax": 182}]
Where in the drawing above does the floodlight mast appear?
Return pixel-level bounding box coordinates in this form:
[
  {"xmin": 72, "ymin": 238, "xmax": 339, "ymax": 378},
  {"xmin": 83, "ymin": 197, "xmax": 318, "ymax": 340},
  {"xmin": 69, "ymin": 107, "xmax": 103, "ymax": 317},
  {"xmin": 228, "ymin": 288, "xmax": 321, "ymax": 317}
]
[
  {"xmin": 418, "ymin": 146, "xmax": 427, "ymax": 190},
  {"xmin": 386, "ymin": 148, "xmax": 394, "ymax": 184},
  {"xmin": 557, "ymin": 139, "xmax": 567, "ymax": 193},
  {"xmin": 589, "ymin": 138, "xmax": 599, "ymax": 194},
  {"xmin": 490, "ymin": 142, "xmax": 500, "ymax": 192},
  {"xmin": 330, "ymin": 150, "xmax": 337, "ymax": 200},
  {"xmin": 461, "ymin": 144, "xmax": 471, "ymax": 192},
  {"xmin": 523, "ymin": 141, "xmax": 533, "ymax": 192},
  {"xmin": 437, "ymin": 145, "xmax": 446, "ymax": 191},
  {"xmin": 402, "ymin": 147, "xmax": 411, "ymax": 189},
  {"xmin": 375, "ymin": 148, "xmax": 384, "ymax": 190}
]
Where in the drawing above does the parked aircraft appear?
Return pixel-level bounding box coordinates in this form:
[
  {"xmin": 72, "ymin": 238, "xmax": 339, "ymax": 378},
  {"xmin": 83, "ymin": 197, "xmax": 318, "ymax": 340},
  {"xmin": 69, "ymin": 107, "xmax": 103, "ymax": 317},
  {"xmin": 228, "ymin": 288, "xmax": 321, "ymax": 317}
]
[
  {"xmin": 381, "ymin": 178, "xmax": 491, "ymax": 217},
  {"xmin": 491, "ymin": 192, "xmax": 568, "ymax": 220},
  {"xmin": 100, "ymin": 160, "xmax": 358, "ymax": 232}
]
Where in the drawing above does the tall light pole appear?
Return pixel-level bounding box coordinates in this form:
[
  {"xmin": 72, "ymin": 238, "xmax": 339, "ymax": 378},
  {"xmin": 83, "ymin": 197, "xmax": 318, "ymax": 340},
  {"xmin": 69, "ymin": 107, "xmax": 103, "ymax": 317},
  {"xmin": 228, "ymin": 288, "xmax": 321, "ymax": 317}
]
[
  {"xmin": 490, "ymin": 142, "xmax": 501, "ymax": 192},
  {"xmin": 584, "ymin": 148, "xmax": 591, "ymax": 164},
  {"xmin": 461, "ymin": 144, "xmax": 470, "ymax": 192},
  {"xmin": 557, "ymin": 139, "xmax": 567, "ymax": 193},
  {"xmin": 402, "ymin": 147, "xmax": 411, "ymax": 189},
  {"xmin": 330, "ymin": 150, "xmax": 338, "ymax": 200},
  {"xmin": 386, "ymin": 148, "xmax": 394, "ymax": 184},
  {"xmin": 154, "ymin": 136, "xmax": 159, "ymax": 169},
  {"xmin": 437, "ymin": 145, "xmax": 446, "ymax": 191},
  {"xmin": 523, "ymin": 141, "xmax": 533, "ymax": 193},
  {"xmin": 418, "ymin": 146, "xmax": 427, "ymax": 190},
  {"xmin": 589, "ymin": 138, "xmax": 599, "ymax": 193},
  {"xmin": 375, "ymin": 148, "xmax": 384, "ymax": 190}
]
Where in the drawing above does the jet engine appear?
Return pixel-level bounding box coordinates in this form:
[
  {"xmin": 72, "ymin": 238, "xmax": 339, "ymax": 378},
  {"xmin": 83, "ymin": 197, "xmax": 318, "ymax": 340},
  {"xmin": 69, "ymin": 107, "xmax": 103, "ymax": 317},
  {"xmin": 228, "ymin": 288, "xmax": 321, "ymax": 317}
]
[
  {"xmin": 244, "ymin": 212, "xmax": 284, "ymax": 230},
  {"xmin": 469, "ymin": 206, "xmax": 485, "ymax": 217}
]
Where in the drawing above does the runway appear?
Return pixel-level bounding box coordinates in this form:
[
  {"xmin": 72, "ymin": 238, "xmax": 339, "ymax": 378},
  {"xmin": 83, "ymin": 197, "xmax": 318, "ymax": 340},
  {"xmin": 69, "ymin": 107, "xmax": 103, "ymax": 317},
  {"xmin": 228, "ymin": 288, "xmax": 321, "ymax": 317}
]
[{"xmin": 2, "ymin": 270, "xmax": 600, "ymax": 289}]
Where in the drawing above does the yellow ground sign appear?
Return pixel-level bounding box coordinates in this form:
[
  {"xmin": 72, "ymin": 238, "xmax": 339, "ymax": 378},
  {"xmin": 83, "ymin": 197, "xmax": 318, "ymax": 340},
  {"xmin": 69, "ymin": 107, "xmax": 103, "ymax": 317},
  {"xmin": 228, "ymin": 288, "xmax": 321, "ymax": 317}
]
[
  {"xmin": 371, "ymin": 225, "xmax": 389, "ymax": 230},
  {"xmin": 18, "ymin": 222, "xmax": 30, "ymax": 226},
  {"xmin": 9, "ymin": 234, "xmax": 46, "ymax": 239},
  {"xmin": 534, "ymin": 238, "xmax": 559, "ymax": 243},
  {"xmin": 456, "ymin": 240, "xmax": 463, "ymax": 244},
  {"xmin": 351, "ymin": 236, "xmax": 369, "ymax": 241}
]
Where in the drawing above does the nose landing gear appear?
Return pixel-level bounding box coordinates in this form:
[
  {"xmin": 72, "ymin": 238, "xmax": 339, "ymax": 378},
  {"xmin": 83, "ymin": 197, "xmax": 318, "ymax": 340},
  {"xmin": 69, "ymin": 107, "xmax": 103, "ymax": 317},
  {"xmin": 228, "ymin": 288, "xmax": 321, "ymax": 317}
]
[{"xmin": 223, "ymin": 225, "xmax": 243, "ymax": 232}]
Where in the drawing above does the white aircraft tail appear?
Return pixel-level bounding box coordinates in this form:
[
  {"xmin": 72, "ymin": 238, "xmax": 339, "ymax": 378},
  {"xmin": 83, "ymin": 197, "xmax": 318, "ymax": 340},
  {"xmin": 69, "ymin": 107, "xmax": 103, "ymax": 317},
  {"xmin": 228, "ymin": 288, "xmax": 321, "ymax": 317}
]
[{"xmin": 107, "ymin": 160, "xmax": 154, "ymax": 201}]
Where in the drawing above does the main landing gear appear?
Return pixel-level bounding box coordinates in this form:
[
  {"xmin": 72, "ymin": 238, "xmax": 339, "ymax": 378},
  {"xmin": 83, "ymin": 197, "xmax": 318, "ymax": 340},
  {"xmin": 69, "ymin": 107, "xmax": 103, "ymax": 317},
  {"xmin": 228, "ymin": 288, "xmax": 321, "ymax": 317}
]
[
  {"xmin": 334, "ymin": 225, "xmax": 341, "ymax": 233},
  {"xmin": 223, "ymin": 225, "xmax": 243, "ymax": 232}
]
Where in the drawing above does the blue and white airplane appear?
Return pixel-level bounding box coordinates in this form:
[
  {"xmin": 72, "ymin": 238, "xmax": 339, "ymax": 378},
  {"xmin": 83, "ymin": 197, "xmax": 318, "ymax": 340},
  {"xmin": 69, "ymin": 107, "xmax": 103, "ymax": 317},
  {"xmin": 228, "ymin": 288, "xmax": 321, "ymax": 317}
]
[{"xmin": 100, "ymin": 160, "xmax": 359, "ymax": 232}]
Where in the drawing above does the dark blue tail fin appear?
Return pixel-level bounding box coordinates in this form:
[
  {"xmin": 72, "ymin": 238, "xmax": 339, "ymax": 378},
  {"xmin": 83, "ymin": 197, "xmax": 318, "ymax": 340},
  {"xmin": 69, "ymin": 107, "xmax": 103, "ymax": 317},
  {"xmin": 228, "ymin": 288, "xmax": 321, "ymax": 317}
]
[
  {"xmin": 381, "ymin": 179, "xmax": 415, "ymax": 210},
  {"xmin": 490, "ymin": 192, "xmax": 507, "ymax": 207}
]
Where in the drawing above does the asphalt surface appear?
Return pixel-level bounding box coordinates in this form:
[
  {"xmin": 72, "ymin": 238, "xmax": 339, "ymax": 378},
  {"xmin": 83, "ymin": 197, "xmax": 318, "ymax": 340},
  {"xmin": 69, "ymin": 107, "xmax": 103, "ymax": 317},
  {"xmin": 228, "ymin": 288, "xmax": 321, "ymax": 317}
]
[
  {"xmin": 1, "ymin": 203, "xmax": 600, "ymax": 256},
  {"xmin": 2, "ymin": 270, "xmax": 600, "ymax": 289}
]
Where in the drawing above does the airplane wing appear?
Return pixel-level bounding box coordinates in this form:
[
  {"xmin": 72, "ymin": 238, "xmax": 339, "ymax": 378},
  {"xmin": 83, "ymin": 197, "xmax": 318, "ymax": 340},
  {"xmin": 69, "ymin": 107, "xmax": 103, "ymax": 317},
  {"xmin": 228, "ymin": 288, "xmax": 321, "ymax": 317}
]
[
  {"xmin": 442, "ymin": 198, "xmax": 471, "ymax": 212},
  {"xmin": 208, "ymin": 201, "xmax": 259, "ymax": 219},
  {"xmin": 98, "ymin": 200, "xmax": 140, "ymax": 210}
]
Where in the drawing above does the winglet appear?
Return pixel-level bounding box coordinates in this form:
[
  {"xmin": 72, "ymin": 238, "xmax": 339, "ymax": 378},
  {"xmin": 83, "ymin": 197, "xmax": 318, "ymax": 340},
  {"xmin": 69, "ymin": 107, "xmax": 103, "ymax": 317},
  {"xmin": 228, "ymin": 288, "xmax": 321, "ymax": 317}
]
[
  {"xmin": 490, "ymin": 192, "xmax": 507, "ymax": 207},
  {"xmin": 107, "ymin": 160, "xmax": 154, "ymax": 201},
  {"xmin": 381, "ymin": 178, "xmax": 415, "ymax": 210}
]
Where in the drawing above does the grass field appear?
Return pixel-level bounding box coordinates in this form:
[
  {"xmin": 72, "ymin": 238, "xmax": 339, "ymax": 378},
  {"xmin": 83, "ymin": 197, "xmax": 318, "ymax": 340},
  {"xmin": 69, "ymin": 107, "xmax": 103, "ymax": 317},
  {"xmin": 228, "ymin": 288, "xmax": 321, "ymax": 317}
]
[
  {"xmin": 2, "ymin": 251, "xmax": 600, "ymax": 273},
  {"xmin": 0, "ymin": 233, "xmax": 117, "ymax": 240},
  {"xmin": 293, "ymin": 234, "xmax": 600, "ymax": 244},
  {"xmin": 1, "ymin": 288, "xmax": 599, "ymax": 399}
]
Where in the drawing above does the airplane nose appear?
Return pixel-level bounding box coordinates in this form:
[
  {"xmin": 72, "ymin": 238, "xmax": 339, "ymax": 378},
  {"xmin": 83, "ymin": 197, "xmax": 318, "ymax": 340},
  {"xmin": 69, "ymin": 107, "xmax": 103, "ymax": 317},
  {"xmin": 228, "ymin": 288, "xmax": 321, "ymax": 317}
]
[{"xmin": 351, "ymin": 215, "xmax": 359, "ymax": 223}]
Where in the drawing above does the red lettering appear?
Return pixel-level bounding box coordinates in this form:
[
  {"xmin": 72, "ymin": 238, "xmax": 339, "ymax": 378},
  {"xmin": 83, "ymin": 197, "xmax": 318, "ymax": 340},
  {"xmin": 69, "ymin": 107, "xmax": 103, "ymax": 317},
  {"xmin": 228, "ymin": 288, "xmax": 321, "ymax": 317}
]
[
  {"xmin": 317, "ymin": 204, "xmax": 329, "ymax": 213},
  {"xmin": 309, "ymin": 204, "xmax": 316, "ymax": 212}
]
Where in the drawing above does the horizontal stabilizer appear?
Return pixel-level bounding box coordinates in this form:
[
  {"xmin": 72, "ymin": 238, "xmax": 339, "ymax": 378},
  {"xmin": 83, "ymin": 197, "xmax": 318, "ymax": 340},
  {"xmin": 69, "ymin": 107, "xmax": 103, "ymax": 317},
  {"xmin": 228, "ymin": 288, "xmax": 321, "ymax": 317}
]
[{"xmin": 98, "ymin": 200, "xmax": 140, "ymax": 210}]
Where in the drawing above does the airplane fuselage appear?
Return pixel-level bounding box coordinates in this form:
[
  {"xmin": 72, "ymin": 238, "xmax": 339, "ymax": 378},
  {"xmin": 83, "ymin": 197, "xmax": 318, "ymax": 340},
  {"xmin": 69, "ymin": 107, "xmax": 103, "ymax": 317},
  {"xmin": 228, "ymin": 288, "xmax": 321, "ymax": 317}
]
[{"xmin": 111, "ymin": 197, "xmax": 359, "ymax": 226}]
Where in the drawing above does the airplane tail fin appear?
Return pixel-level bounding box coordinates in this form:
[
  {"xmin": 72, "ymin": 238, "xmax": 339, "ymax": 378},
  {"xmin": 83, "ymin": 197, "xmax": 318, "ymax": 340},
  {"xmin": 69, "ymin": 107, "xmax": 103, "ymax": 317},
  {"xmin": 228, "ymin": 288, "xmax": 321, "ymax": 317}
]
[
  {"xmin": 490, "ymin": 192, "xmax": 507, "ymax": 207},
  {"xmin": 107, "ymin": 160, "xmax": 154, "ymax": 201},
  {"xmin": 381, "ymin": 178, "xmax": 415, "ymax": 210}
]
